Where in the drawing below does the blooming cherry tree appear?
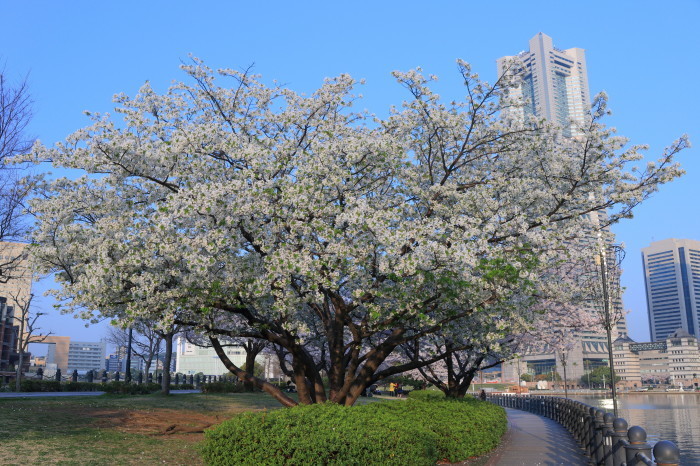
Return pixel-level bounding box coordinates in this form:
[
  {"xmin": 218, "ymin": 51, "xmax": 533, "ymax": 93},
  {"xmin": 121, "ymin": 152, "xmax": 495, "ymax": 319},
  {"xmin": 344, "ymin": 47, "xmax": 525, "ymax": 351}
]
[{"xmin": 18, "ymin": 59, "xmax": 687, "ymax": 406}]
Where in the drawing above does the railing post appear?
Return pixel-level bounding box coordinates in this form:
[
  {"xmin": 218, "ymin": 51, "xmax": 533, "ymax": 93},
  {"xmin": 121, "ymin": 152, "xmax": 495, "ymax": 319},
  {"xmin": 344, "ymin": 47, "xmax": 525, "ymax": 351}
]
[
  {"xmin": 625, "ymin": 426, "xmax": 653, "ymax": 466},
  {"xmin": 611, "ymin": 417, "xmax": 628, "ymax": 466},
  {"xmin": 586, "ymin": 406, "xmax": 596, "ymax": 458},
  {"xmin": 652, "ymin": 440, "xmax": 680, "ymax": 466},
  {"xmin": 594, "ymin": 409, "xmax": 606, "ymax": 464},
  {"xmin": 602, "ymin": 412, "xmax": 615, "ymax": 466}
]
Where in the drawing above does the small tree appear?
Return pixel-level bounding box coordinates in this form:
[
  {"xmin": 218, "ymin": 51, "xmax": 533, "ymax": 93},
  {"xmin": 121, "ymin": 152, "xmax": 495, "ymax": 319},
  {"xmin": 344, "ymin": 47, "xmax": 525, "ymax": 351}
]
[
  {"xmin": 581, "ymin": 365, "xmax": 620, "ymax": 388},
  {"xmin": 106, "ymin": 320, "xmax": 163, "ymax": 381},
  {"xmin": 9, "ymin": 291, "xmax": 51, "ymax": 391}
]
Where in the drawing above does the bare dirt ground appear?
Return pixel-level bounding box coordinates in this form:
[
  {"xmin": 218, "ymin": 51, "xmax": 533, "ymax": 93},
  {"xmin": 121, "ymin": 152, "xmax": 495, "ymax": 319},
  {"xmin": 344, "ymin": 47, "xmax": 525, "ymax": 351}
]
[{"xmin": 91, "ymin": 408, "xmax": 222, "ymax": 439}]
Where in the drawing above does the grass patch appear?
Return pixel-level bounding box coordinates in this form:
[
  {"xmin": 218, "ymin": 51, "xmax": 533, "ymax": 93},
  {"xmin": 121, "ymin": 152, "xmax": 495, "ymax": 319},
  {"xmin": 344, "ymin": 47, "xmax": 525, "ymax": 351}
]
[{"xmin": 0, "ymin": 392, "xmax": 285, "ymax": 465}]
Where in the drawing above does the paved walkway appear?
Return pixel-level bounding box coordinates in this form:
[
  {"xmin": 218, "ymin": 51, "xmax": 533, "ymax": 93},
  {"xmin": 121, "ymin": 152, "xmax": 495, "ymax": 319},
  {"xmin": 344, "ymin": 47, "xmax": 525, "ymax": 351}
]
[{"xmin": 484, "ymin": 408, "xmax": 588, "ymax": 466}]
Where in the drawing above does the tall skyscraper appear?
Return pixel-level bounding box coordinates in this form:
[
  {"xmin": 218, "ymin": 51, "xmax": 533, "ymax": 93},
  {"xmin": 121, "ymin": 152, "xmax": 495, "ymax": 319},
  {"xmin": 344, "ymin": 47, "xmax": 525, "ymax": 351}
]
[
  {"xmin": 498, "ymin": 34, "xmax": 628, "ymax": 386},
  {"xmin": 497, "ymin": 32, "xmax": 590, "ymax": 137},
  {"xmin": 642, "ymin": 239, "xmax": 700, "ymax": 340}
]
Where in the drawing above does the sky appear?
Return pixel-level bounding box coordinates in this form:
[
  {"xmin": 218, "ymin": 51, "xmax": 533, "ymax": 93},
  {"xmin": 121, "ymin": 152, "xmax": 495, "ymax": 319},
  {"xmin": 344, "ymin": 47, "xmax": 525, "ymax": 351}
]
[{"xmin": 2, "ymin": 1, "xmax": 699, "ymax": 346}]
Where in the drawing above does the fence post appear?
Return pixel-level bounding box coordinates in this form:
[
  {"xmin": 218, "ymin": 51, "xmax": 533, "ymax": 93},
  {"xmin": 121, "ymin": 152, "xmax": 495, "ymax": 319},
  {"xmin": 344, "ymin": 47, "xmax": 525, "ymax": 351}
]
[
  {"xmin": 602, "ymin": 412, "xmax": 615, "ymax": 466},
  {"xmin": 652, "ymin": 440, "xmax": 680, "ymax": 466},
  {"xmin": 625, "ymin": 426, "xmax": 653, "ymax": 466},
  {"xmin": 586, "ymin": 407, "xmax": 596, "ymax": 458},
  {"xmin": 593, "ymin": 409, "xmax": 606, "ymax": 464},
  {"xmin": 611, "ymin": 417, "xmax": 628, "ymax": 466}
]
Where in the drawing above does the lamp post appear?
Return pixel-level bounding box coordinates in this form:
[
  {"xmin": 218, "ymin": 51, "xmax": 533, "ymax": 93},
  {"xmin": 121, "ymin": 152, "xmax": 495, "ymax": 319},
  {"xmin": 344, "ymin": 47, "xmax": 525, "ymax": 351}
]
[{"xmin": 598, "ymin": 239, "xmax": 622, "ymax": 417}]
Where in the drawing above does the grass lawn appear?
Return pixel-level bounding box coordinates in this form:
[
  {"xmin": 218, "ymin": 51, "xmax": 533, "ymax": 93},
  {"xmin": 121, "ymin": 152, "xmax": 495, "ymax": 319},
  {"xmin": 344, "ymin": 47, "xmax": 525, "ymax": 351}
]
[{"xmin": 0, "ymin": 392, "xmax": 295, "ymax": 465}]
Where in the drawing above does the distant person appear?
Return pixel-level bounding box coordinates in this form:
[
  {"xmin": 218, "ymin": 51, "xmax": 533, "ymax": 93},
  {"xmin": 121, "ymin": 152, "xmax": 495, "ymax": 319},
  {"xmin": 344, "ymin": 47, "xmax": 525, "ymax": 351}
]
[
  {"xmin": 479, "ymin": 389, "xmax": 487, "ymax": 401},
  {"xmin": 389, "ymin": 382, "xmax": 396, "ymax": 397}
]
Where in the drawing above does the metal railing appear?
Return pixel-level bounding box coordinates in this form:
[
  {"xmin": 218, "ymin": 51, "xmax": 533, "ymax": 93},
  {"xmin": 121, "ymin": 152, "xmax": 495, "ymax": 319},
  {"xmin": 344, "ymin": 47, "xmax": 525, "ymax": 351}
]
[{"xmin": 487, "ymin": 394, "xmax": 682, "ymax": 466}]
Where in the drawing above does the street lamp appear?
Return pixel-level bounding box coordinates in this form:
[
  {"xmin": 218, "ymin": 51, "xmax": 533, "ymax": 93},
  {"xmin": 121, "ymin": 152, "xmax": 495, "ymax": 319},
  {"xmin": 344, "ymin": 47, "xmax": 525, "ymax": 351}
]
[{"xmin": 597, "ymin": 236, "xmax": 624, "ymax": 417}]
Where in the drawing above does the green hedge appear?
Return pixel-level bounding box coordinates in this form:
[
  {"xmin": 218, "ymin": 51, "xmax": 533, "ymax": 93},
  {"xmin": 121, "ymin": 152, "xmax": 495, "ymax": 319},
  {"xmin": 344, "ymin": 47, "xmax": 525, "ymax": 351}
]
[
  {"xmin": 19, "ymin": 380, "xmax": 163, "ymax": 394},
  {"xmin": 202, "ymin": 397, "xmax": 506, "ymax": 465},
  {"xmin": 201, "ymin": 381, "xmax": 246, "ymax": 394},
  {"xmin": 101, "ymin": 382, "xmax": 162, "ymax": 394},
  {"xmin": 407, "ymin": 389, "xmax": 446, "ymax": 401}
]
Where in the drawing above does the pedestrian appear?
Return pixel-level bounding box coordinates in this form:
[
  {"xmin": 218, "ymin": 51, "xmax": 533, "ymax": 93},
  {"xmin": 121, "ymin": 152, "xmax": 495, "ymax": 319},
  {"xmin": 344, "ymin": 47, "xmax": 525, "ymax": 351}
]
[
  {"xmin": 389, "ymin": 382, "xmax": 396, "ymax": 397},
  {"xmin": 479, "ymin": 389, "xmax": 487, "ymax": 401}
]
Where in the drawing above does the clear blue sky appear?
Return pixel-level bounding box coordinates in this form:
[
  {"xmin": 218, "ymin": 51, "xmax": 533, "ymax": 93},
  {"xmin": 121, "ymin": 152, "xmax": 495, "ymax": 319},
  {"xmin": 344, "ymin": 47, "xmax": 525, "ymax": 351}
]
[{"xmin": 2, "ymin": 1, "xmax": 698, "ymax": 344}]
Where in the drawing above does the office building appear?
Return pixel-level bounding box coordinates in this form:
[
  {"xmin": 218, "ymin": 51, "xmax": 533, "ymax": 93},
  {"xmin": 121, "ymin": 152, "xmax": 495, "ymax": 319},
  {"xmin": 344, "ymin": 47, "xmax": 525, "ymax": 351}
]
[
  {"xmin": 499, "ymin": 34, "xmax": 627, "ymax": 385},
  {"xmin": 0, "ymin": 297, "xmax": 17, "ymax": 370},
  {"xmin": 44, "ymin": 338, "xmax": 106, "ymax": 374},
  {"xmin": 497, "ymin": 32, "xmax": 590, "ymax": 137},
  {"xmin": 642, "ymin": 238, "xmax": 700, "ymax": 340},
  {"xmin": 174, "ymin": 336, "xmax": 275, "ymax": 377}
]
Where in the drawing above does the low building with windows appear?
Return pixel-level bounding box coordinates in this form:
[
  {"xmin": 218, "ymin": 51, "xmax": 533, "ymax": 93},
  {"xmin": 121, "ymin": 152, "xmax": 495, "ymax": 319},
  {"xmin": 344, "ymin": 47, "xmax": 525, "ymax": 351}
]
[
  {"xmin": 174, "ymin": 336, "xmax": 276, "ymax": 377},
  {"xmin": 613, "ymin": 329, "xmax": 700, "ymax": 388},
  {"xmin": 43, "ymin": 338, "xmax": 106, "ymax": 374}
]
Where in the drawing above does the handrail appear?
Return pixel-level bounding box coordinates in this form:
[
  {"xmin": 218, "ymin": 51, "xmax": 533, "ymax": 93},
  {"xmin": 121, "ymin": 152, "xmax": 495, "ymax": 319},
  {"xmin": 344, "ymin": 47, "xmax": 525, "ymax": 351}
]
[{"xmin": 487, "ymin": 394, "xmax": 682, "ymax": 466}]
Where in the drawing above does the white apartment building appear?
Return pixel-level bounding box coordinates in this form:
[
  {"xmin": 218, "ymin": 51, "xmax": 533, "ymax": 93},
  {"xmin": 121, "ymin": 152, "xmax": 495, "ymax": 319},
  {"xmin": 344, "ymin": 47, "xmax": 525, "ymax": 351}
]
[
  {"xmin": 497, "ymin": 32, "xmax": 590, "ymax": 137},
  {"xmin": 52, "ymin": 340, "xmax": 106, "ymax": 373},
  {"xmin": 642, "ymin": 239, "xmax": 700, "ymax": 340}
]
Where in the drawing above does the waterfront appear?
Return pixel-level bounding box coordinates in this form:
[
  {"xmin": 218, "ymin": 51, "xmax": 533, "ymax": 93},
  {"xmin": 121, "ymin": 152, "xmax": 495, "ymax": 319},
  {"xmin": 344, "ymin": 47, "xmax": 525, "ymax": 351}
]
[{"xmin": 571, "ymin": 393, "xmax": 700, "ymax": 464}]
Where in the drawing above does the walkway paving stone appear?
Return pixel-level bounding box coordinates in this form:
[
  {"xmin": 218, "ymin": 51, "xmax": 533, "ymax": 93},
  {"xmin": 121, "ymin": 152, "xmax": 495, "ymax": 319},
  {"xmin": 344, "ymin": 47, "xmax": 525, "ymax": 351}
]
[{"xmin": 486, "ymin": 408, "xmax": 588, "ymax": 466}]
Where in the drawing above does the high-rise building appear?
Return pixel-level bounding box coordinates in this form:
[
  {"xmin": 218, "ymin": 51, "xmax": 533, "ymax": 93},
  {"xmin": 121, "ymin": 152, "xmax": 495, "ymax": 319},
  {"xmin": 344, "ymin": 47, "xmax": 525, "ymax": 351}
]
[
  {"xmin": 499, "ymin": 34, "xmax": 627, "ymax": 386},
  {"xmin": 642, "ymin": 239, "xmax": 700, "ymax": 340},
  {"xmin": 497, "ymin": 32, "xmax": 590, "ymax": 137}
]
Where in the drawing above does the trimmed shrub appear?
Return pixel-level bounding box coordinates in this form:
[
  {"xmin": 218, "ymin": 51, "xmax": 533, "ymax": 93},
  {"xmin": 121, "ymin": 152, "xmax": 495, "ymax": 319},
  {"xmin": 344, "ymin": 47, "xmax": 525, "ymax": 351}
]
[
  {"xmin": 20, "ymin": 379, "xmax": 62, "ymax": 392},
  {"xmin": 171, "ymin": 383, "xmax": 196, "ymax": 390},
  {"xmin": 407, "ymin": 389, "xmax": 445, "ymax": 401},
  {"xmin": 201, "ymin": 381, "xmax": 246, "ymax": 394},
  {"xmin": 202, "ymin": 397, "xmax": 506, "ymax": 465},
  {"xmin": 101, "ymin": 382, "xmax": 161, "ymax": 394}
]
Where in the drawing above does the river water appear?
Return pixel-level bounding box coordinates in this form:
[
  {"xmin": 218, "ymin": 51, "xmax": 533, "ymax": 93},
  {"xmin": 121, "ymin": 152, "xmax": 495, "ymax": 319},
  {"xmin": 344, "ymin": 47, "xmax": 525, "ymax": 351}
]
[{"xmin": 570, "ymin": 393, "xmax": 700, "ymax": 465}]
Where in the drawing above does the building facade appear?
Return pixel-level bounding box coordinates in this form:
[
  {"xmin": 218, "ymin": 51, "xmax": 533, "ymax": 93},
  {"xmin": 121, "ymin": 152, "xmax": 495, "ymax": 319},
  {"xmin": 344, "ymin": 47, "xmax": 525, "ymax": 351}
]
[
  {"xmin": 642, "ymin": 239, "xmax": 700, "ymax": 340},
  {"xmin": 44, "ymin": 338, "xmax": 106, "ymax": 374},
  {"xmin": 174, "ymin": 336, "xmax": 276, "ymax": 377},
  {"xmin": 0, "ymin": 297, "xmax": 17, "ymax": 370},
  {"xmin": 613, "ymin": 329, "xmax": 700, "ymax": 388},
  {"xmin": 497, "ymin": 32, "xmax": 590, "ymax": 137}
]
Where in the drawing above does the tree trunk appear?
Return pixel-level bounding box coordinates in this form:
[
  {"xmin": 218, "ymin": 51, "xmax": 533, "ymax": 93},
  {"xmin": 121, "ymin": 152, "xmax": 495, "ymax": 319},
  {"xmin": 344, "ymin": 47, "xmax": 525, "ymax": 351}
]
[
  {"xmin": 210, "ymin": 337, "xmax": 297, "ymax": 407},
  {"xmin": 143, "ymin": 360, "xmax": 151, "ymax": 384},
  {"xmin": 15, "ymin": 350, "xmax": 23, "ymax": 392},
  {"xmin": 161, "ymin": 332, "xmax": 173, "ymax": 395},
  {"xmin": 243, "ymin": 347, "xmax": 257, "ymax": 392}
]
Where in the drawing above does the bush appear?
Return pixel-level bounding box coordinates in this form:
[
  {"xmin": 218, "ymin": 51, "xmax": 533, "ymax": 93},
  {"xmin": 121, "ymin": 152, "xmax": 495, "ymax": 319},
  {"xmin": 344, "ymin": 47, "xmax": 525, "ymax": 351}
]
[
  {"xmin": 171, "ymin": 383, "xmax": 195, "ymax": 390},
  {"xmin": 202, "ymin": 397, "xmax": 506, "ymax": 465},
  {"xmin": 62, "ymin": 381, "xmax": 102, "ymax": 392},
  {"xmin": 101, "ymin": 382, "xmax": 161, "ymax": 394},
  {"xmin": 20, "ymin": 379, "xmax": 61, "ymax": 392},
  {"xmin": 201, "ymin": 381, "xmax": 245, "ymax": 394},
  {"xmin": 407, "ymin": 389, "xmax": 446, "ymax": 401}
]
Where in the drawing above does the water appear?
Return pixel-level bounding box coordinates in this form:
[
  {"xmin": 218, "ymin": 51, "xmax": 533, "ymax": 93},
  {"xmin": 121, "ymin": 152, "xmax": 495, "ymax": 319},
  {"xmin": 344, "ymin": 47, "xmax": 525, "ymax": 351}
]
[{"xmin": 570, "ymin": 393, "xmax": 700, "ymax": 465}]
